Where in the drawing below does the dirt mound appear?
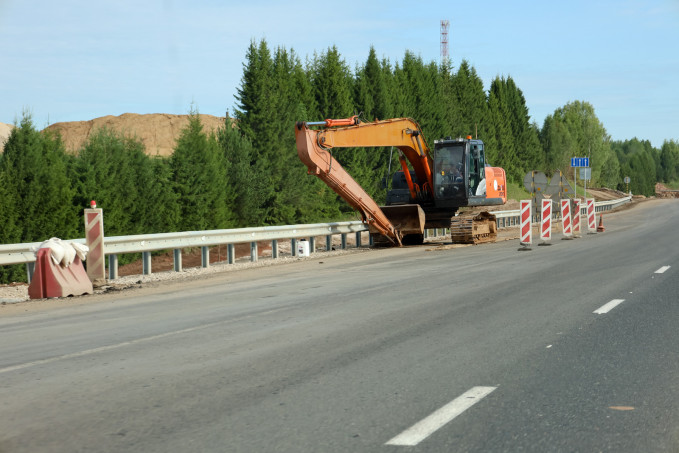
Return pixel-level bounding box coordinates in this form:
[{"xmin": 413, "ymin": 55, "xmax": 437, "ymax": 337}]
[
  {"xmin": 45, "ymin": 113, "xmax": 226, "ymax": 156},
  {"xmin": 0, "ymin": 122, "xmax": 15, "ymax": 153},
  {"xmin": 656, "ymin": 182, "xmax": 679, "ymax": 198}
]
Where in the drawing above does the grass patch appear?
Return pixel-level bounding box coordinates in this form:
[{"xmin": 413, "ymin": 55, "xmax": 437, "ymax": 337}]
[{"xmin": 506, "ymin": 181, "xmax": 531, "ymax": 201}]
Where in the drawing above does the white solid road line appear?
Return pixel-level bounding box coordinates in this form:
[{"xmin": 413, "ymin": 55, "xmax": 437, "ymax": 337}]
[
  {"xmin": 593, "ymin": 299, "xmax": 625, "ymax": 314},
  {"xmin": 385, "ymin": 386, "xmax": 497, "ymax": 446},
  {"xmin": 655, "ymin": 266, "xmax": 671, "ymax": 274},
  {"xmin": 0, "ymin": 306, "xmax": 290, "ymax": 375}
]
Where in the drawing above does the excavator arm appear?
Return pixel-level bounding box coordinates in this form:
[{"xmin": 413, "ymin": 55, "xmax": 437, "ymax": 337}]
[{"xmin": 295, "ymin": 117, "xmax": 433, "ymax": 245}]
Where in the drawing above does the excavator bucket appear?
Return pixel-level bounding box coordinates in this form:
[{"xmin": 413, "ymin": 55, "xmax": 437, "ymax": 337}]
[{"xmin": 380, "ymin": 204, "xmax": 426, "ymax": 236}]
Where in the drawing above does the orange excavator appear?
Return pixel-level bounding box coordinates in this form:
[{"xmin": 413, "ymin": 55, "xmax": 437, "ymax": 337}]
[{"xmin": 295, "ymin": 116, "xmax": 507, "ymax": 246}]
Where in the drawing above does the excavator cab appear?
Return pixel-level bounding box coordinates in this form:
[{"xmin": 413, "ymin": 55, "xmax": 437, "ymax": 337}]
[{"xmin": 432, "ymin": 141, "xmax": 465, "ymax": 202}]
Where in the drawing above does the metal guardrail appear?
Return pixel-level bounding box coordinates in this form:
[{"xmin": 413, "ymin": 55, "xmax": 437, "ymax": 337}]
[{"xmin": 0, "ymin": 197, "xmax": 632, "ymax": 280}]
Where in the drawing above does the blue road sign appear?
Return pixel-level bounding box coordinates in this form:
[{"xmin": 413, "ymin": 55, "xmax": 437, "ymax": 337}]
[{"xmin": 571, "ymin": 157, "xmax": 589, "ymax": 167}]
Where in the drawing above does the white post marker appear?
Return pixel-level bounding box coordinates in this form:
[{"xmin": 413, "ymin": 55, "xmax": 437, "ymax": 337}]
[
  {"xmin": 84, "ymin": 200, "xmax": 105, "ymax": 284},
  {"xmin": 540, "ymin": 199, "xmax": 552, "ymax": 243},
  {"xmin": 586, "ymin": 198, "xmax": 596, "ymax": 233},
  {"xmin": 385, "ymin": 386, "xmax": 497, "ymax": 446},
  {"xmin": 561, "ymin": 199, "xmax": 572, "ymax": 238},
  {"xmin": 573, "ymin": 199, "xmax": 581, "ymax": 236},
  {"xmin": 520, "ymin": 200, "xmax": 532, "ymax": 247}
]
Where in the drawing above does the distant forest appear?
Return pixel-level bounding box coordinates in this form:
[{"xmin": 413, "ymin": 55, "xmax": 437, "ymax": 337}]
[{"xmin": 1, "ymin": 39, "xmax": 678, "ymax": 281}]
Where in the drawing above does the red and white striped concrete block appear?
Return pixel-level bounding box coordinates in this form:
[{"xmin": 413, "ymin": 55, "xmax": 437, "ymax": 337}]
[
  {"xmin": 540, "ymin": 199, "xmax": 552, "ymax": 242},
  {"xmin": 561, "ymin": 199, "xmax": 572, "ymax": 237},
  {"xmin": 586, "ymin": 198, "xmax": 596, "ymax": 232},
  {"xmin": 520, "ymin": 200, "xmax": 532, "ymax": 245}
]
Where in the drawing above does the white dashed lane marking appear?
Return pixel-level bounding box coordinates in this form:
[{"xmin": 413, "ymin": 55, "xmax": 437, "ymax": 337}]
[
  {"xmin": 655, "ymin": 266, "xmax": 671, "ymax": 274},
  {"xmin": 593, "ymin": 299, "xmax": 625, "ymax": 314},
  {"xmin": 385, "ymin": 386, "xmax": 496, "ymax": 446}
]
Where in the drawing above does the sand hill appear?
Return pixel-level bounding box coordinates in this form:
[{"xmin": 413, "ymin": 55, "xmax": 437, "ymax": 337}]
[
  {"xmin": 0, "ymin": 122, "xmax": 15, "ymax": 153},
  {"xmin": 44, "ymin": 113, "xmax": 226, "ymax": 156}
]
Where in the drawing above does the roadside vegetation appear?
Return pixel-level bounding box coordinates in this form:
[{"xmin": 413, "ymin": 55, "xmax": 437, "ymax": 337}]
[{"xmin": 1, "ymin": 39, "xmax": 678, "ymax": 283}]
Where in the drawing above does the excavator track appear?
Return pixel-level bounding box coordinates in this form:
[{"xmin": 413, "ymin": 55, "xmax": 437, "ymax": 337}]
[{"xmin": 450, "ymin": 211, "xmax": 498, "ymax": 244}]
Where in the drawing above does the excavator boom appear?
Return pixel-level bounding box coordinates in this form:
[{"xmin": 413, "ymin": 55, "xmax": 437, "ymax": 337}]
[{"xmin": 295, "ymin": 117, "xmax": 433, "ymax": 245}]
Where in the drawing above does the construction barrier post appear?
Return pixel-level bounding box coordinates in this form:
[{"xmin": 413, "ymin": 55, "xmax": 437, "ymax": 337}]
[
  {"xmin": 573, "ymin": 199, "xmax": 582, "ymax": 237},
  {"xmin": 539, "ymin": 199, "xmax": 552, "ymax": 245},
  {"xmin": 519, "ymin": 200, "xmax": 532, "ymax": 250},
  {"xmin": 586, "ymin": 198, "xmax": 597, "ymax": 233},
  {"xmin": 84, "ymin": 201, "xmax": 105, "ymax": 285},
  {"xmin": 561, "ymin": 199, "xmax": 573, "ymax": 239}
]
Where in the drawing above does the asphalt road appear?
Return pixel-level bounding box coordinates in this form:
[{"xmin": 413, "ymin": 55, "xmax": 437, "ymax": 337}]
[{"xmin": 1, "ymin": 199, "xmax": 677, "ymax": 453}]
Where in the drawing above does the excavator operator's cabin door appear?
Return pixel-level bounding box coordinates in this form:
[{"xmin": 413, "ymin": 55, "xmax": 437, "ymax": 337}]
[
  {"xmin": 468, "ymin": 141, "xmax": 486, "ymax": 197},
  {"xmin": 433, "ymin": 142, "xmax": 465, "ymax": 204}
]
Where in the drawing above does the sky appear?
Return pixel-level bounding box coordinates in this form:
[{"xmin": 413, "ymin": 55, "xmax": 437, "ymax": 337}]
[{"xmin": 1, "ymin": 0, "xmax": 677, "ymax": 148}]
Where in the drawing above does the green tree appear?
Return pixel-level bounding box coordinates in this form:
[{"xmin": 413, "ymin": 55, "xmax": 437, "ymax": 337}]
[
  {"xmin": 216, "ymin": 115, "xmax": 261, "ymax": 227},
  {"xmin": 73, "ymin": 128, "xmax": 143, "ymax": 236},
  {"xmin": 660, "ymin": 140, "xmax": 679, "ymax": 182},
  {"xmin": 540, "ymin": 101, "xmax": 613, "ymax": 186},
  {"xmin": 487, "ymin": 76, "xmax": 543, "ymax": 181},
  {"xmin": 1, "ymin": 113, "xmax": 78, "ymax": 242},
  {"xmin": 452, "ymin": 60, "xmax": 489, "ymax": 140},
  {"xmin": 171, "ymin": 112, "xmax": 233, "ymax": 231}
]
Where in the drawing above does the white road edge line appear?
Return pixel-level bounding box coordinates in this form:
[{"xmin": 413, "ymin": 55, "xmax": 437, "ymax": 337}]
[
  {"xmin": 593, "ymin": 299, "xmax": 625, "ymax": 314},
  {"xmin": 0, "ymin": 306, "xmax": 290, "ymax": 375},
  {"xmin": 385, "ymin": 386, "xmax": 496, "ymax": 447},
  {"xmin": 655, "ymin": 266, "xmax": 671, "ymax": 274}
]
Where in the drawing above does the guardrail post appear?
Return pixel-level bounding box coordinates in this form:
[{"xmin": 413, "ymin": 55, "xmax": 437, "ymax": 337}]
[
  {"xmin": 142, "ymin": 252, "xmax": 151, "ymax": 275},
  {"xmin": 341, "ymin": 233, "xmax": 347, "ymax": 250},
  {"xmin": 250, "ymin": 242, "xmax": 258, "ymax": 262},
  {"xmin": 228, "ymin": 244, "xmax": 234, "ymax": 264},
  {"xmin": 173, "ymin": 249, "xmax": 182, "ymax": 272},
  {"xmin": 291, "ymin": 238, "xmax": 297, "ymax": 257},
  {"xmin": 326, "ymin": 235, "xmax": 332, "ymax": 251},
  {"xmin": 309, "ymin": 237, "xmax": 316, "ymax": 253},
  {"xmin": 108, "ymin": 254, "xmax": 118, "ymax": 280},
  {"xmin": 272, "ymin": 240, "xmax": 278, "ymax": 259},
  {"xmin": 201, "ymin": 246, "xmax": 209, "ymax": 268},
  {"xmin": 355, "ymin": 232, "xmax": 362, "ymax": 248}
]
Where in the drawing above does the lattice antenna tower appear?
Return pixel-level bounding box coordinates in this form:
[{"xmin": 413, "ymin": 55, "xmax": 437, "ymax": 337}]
[{"xmin": 440, "ymin": 20, "xmax": 450, "ymax": 65}]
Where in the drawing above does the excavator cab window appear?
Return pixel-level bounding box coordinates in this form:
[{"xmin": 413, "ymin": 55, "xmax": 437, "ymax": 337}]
[{"xmin": 433, "ymin": 143, "xmax": 465, "ymax": 201}]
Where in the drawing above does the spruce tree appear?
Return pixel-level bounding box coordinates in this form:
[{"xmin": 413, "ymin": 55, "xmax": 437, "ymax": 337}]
[
  {"xmin": 171, "ymin": 112, "xmax": 232, "ymax": 231},
  {"xmin": 1, "ymin": 113, "xmax": 78, "ymax": 242},
  {"xmin": 73, "ymin": 128, "xmax": 141, "ymax": 236}
]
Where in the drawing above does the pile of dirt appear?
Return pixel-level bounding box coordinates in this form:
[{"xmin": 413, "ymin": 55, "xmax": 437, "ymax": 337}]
[
  {"xmin": 0, "ymin": 122, "xmax": 15, "ymax": 153},
  {"xmin": 655, "ymin": 182, "xmax": 679, "ymax": 198},
  {"xmin": 45, "ymin": 113, "xmax": 226, "ymax": 156}
]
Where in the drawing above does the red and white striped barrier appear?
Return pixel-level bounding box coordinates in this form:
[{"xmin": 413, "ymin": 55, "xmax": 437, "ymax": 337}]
[
  {"xmin": 573, "ymin": 198, "xmax": 581, "ymax": 236},
  {"xmin": 520, "ymin": 200, "xmax": 532, "ymax": 246},
  {"xmin": 84, "ymin": 201, "xmax": 105, "ymax": 283},
  {"xmin": 586, "ymin": 198, "xmax": 596, "ymax": 232},
  {"xmin": 540, "ymin": 199, "xmax": 552, "ymax": 242},
  {"xmin": 561, "ymin": 199, "xmax": 572, "ymax": 237}
]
